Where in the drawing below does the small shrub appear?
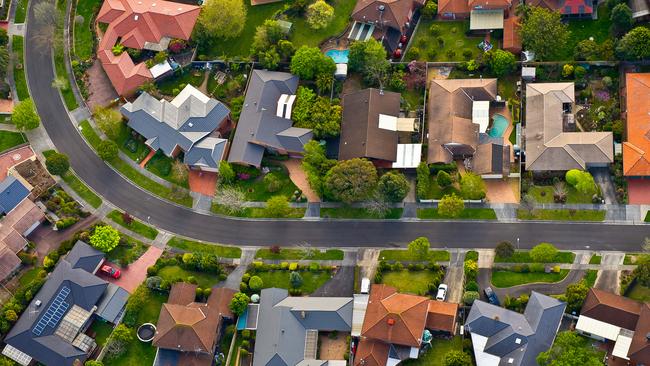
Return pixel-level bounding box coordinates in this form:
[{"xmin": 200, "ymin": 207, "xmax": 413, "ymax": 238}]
[
  {"xmin": 464, "ymin": 281, "xmax": 478, "ymax": 291},
  {"xmin": 280, "ymin": 262, "xmax": 289, "ymax": 269},
  {"xmin": 289, "ymin": 263, "xmax": 298, "ymax": 271}
]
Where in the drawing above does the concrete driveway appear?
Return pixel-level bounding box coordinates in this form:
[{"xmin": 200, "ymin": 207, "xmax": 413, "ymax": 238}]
[
  {"xmin": 595, "ymin": 252, "xmax": 625, "ymax": 293},
  {"xmin": 443, "ymin": 250, "xmax": 466, "ymax": 304},
  {"xmin": 105, "ymin": 246, "xmax": 163, "ymax": 293},
  {"xmin": 312, "ymin": 266, "xmax": 354, "ymax": 297}
]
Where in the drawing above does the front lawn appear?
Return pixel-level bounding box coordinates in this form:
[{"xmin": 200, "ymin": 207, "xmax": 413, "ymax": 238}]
[
  {"xmin": 491, "ymin": 269, "xmax": 569, "ymax": 288},
  {"xmin": 253, "ymin": 269, "xmax": 332, "ymax": 294},
  {"xmin": 417, "ymin": 208, "xmax": 497, "ymax": 220},
  {"xmin": 144, "ymin": 151, "xmax": 189, "ymax": 188},
  {"xmin": 624, "ymin": 253, "xmax": 645, "ymax": 265},
  {"xmin": 379, "ymin": 249, "xmax": 450, "ymax": 262},
  {"xmin": 320, "ymin": 207, "xmax": 403, "ymax": 219},
  {"xmin": 584, "ymin": 269, "xmax": 598, "ymax": 287},
  {"xmin": 0, "ymin": 131, "xmax": 26, "ymax": 152},
  {"xmin": 112, "ymin": 123, "xmax": 150, "ymax": 162},
  {"xmin": 157, "ymin": 265, "xmax": 222, "ymax": 288},
  {"xmin": 72, "ymin": 0, "xmax": 102, "ymax": 60},
  {"xmin": 589, "ymin": 254, "xmax": 601, "ymax": 265},
  {"xmin": 494, "ymin": 251, "xmax": 575, "ymax": 264},
  {"xmin": 255, "ymin": 248, "xmax": 344, "ymax": 260},
  {"xmin": 402, "ymin": 336, "xmax": 464, "ymax": 366},
  {"xmin": 517, "ymin": 209, "xmax": 605, "ymax": 221},
  {"xmin": 14, "ymin": 0, "xmax": 27, "ymax": 23},
  {"xmin": 627, "ymin": 282, "xmax": 650, "ymax": 302},
  {"xmin": 60, "ymin": 170, "xmax": 102, "ymax": 208},
  {"xmin": 107, "ymin": 210, "xmax": 159, "ymax": 240},
  {"xmin": 12, "ymin": 36, "xmax": 29, "ymax": 101},
  {"xmin": 424, "ymin": 178, "xmax": 461, "ymax": 199},
  {"xmin": 380, "ymin": 270, "xmax": 438, "ymax": 295},
  {"xmin": 527, "ymin": 185, "xmax": 597, "ymax": 204},
  {"xmin": 54, "ymin": 0, "xmax": 78, "ymax": 110},
  {"xmin": 211, "ymin": 203, "xmax": 306, "ymax": 218},
  {"xmin": 405, "ymin": 20, "xmax": 482, "ymax": 61},
  {"xmin": 106, "ymin": 233, "xmax": 148, "ymax": 266},
  {"xmin": 465, "ymin": 250, "xmax": 479, "ymax": 261},
  {"xmin": 231, "ymin": 164, "xmax": 299, "ymax": 201},
  {"xmin": 166, "ymin": 237, "xmax": 242, "ymax": 258}
]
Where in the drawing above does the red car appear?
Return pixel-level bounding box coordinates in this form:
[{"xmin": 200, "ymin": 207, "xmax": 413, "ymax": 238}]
[{"xmin": 100, "ymin": 265, "xmax": 121, "ymax": 279}]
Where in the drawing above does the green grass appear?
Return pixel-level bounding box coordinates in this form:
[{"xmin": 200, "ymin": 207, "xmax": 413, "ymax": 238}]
[
  {"xmin": 0, "ymin": 131, "xmax": 26, "ymax": 152},
  {"xmin": 232, "ymin": 166, "xmax": 298, "ymax": 201},
  {"xmin": 380, "ymin": 270, "xmax": 437, "ymax": 295},
  {"xmin": 290, "ymin": 0, "xmax": 357, "ymax": 48},
  {"xmin": 14, "ymin": 0, "xmax": 27, "ymax": 23},
  {"xmin": 417, "ymin": 208, "xmax": 497, "ymax": 220},
  {"xmin": 589, "ymin": 254, "xmax": 602, "ymax": 265},
  {"xmin": 255, "ymin": 248, "xmax": 344, "ymax": 260},
  {"xmin": 379, "ymin": 249, "xmax": 450, "ymax": 262},
  {"xmin": 144, "ymin": 151, "xmax": 189, "ymax": 188},
  {"xmin": 54, "ymin": 1, "xmax": 78, "ymax": 110},
  {"xmin": 166, "ymin": 237, "xmax": 242, "ymax": 258},
  {"xmin": 491, "ymin": 269, "xmax": 570, "ymax": 288},
  {"xmin": 465, "ymin": 250, "xmax": 479, "ymax": 261},
  {"xmin": 402, "ymin": 336, "xmax": 464, "ymax": 366},
  {"xmin": 113, "ymin": 123, "xmax": 150, "ymax": 162},
  {"xmin": 72, "ymin": 0, "xmax": 102, "ymax": 60},
  {"xmin": 60, "ymin": 170, "xmax": 102, "ymax": 208},
  {"xmin": 158, "ymin": 265, "xmax": 222, "ymax": 289},
  {"xmin": 107, "ymin": 210, "xmax": 159, "ymax": 240},
  {"xmin": 558, "ymin": 4, "xmax": 612, "ymax": 60},
  {"xmin": 527, "ymin": 185, "xmax": 598, "ymax": 204},
  {"xmin": 423, "ymin": 178, "xmax": 460, "ymax": 200},
  {"xmin": 106, "ymin": 232, "xmax": 148, "ymax": 265},
  {"xmin": 18, "ymin": 267, "xmax": 43, "ymax": 287},
  {"xmin": 517, "ymin": 209, "xmax": 606, "ymax": 221},
  {"xmin": 406, "ymin": 20, "xmax": 482, "ymax": 61},
  {"xmin": 624, "ymin": 253, "xmax": 646, "ymax": 265},
  {"xmin": 494, "ymin": 251, "xmax": 575, "ymax": 264},
  {"xmin": 211, "ymin": 203, "xmax": 306, "ymax": 218},
  {"xmin": 12, "ymin": 36, "xmax": 29, "ymax": 100},
  {"xmin": 320, "ymin": 207, "xmax": 403, "ymax": 219},
  {"xmin": 627, "ymin": 282, "xmax": 650, "ymax": 302},
  {"xmin": 79, "ymin": 120, "xmax": 193, "ymax": 207},
  {"xmin": 253, "ymin": 270, "xmax": 332, "ymax": 294},
  {"xmin": 645, "ymin": 210, "xmax": 650, "ymax": 222},
  {"xmin": 584, "ymin": 270, "xmax": 598, "ymax": 287},
  {"xmin": 156, "ymin": 69, "xmax": 205, "ymax": 95},
  {"xmin": 90, "ymin": 321, "xmax": 114, "ymax": 347}
]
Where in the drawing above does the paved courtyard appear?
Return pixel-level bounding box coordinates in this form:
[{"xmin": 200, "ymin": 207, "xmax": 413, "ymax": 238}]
[
  {"xmin": 485, "ymin": 178, "xmax": 519, "ymax": 203},
  {"xmin": 0, "ymin": 145, "xmax": 33, "ymax": 178},
  {"xmin": 105, "ymin": 246, "xmax": 163, "ymax": 293},
  {"xmin": 188, "ymin": 169, "xmax": 218, "ymax": 196}
]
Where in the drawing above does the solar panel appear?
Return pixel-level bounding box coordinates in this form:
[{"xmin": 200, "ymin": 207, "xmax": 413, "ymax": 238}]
[{"xmin": 32, "ymin": 286, "xmax": 71, "ymax": 336}]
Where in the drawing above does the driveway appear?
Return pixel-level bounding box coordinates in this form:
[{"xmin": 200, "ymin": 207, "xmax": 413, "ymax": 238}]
[
  {"xmin": 443, "ymin": 250, "xmax": 465, "ymax": 304},
  {"xmin": 105, "ymin": 246, "xmax": 163, "ymax": 293},
  {"xmin": 591, "ymin": 167, "xmax": 617, "ymax": 204},
  {"xmin": 595, "ymin": 252, "xmax": 625, "ymax": 293},
  {"xmin": 312, "ymin": 266, "xmax": 354, "ymax": 297}
]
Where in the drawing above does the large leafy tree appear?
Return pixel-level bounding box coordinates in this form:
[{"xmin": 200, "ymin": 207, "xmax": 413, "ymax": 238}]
[
  {"xmin": 306, "ymin": 0, "xmax": 334, "ymax": 29},
  {"xmin": 537, "ymin": 331, "xmax": 603, "ymax": 366},
  {"xmin": 97, "ymin": 140, "xmax": 119, "ymax": 161},
  {"xmin": 348, "ymin": 38, "xmax": 389, "ymax": 88},
  {"xmin": 634, "ymin": 261, "xmax": 650, "ymax": 287},
  {"xmin": 13, "ymin": 98, "xmax": 40, "ymax": 130},
  {"xmin": 408, "ymin": 237, "xmax": 430, "ymax": 260},
  {"xmin": 520, "ymin": 6, "xmax": 570, "ymax": 60},
  {"xmin": 195, "ymin": 0, "xmax": 246, "ymax": 40},
  {"xmin": 460, "ymin": 173, "xmax": 486, "ymax": 200},
  {"xmin": 93, "ymin": 106, "xmax": 122, "ymax": 140},
  {"xmin": 290, "ymin": 46, "xmax": 336, "ymax": 81},
  {"xmin": 530, "ymin": 242, "xmax": 558, "ymax": 263},
  {"xmin": 377, "ymin": 171, "xmax": 410, "ymax": 202},
  {"xmin": 487, "ymin": 49, "xmax": 516, "ymax": 77},
  {"xmin": 610, "ymin": 3, "xmax": 633, "ymax": 36},
  {"xmin": 89, "ymin": 225, "xmax": 121, "ymax": 252},
  {"xmin": 495, "ymin": 241, "xmax": 514, "ymax": 258},
  {"xmin": 565, "ymin": 279, "xmax": 589, "ymax": 313},
  {"xmin": 301, "ymin": 140, "xmax": 335, "ymax": 196},
  {"xmin": 438, "ymin": 194, "xmax": 465, "ymax": 218},
  {"xmin": 265, "ymin": 196, "xmax": 291, "ymax": 218},
  {"xmin": 229, "ymin": 292, "xmax": 250, "ymax": 315},
  {"xmin": 324, "ymin": 158, "xmax": 377, "ymax": 203},
  {"xmin": 443, "ymin": 350, "xmax": 473, "ymax": 366},
  {"xmin": 45, "ymin": 152, "xmax": 70, "ymax": 176},
  {"xmin": 616, "ymin": 27, "xmax": 650, "ymax": 60},
  {"xmin": 292, "ymin": 87, "xmax": 341, "ymax": 137}
]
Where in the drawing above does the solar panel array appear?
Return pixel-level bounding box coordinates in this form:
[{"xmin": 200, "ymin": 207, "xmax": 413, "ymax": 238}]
[{"xmin": 32, "ymin": 286, "xmax": 71, "ymax": 336}]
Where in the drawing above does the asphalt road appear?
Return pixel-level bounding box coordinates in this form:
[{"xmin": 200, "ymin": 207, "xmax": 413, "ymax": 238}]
[{"xmin": 24, "ymin": 0, "xmax": 650, "ymax": 249}]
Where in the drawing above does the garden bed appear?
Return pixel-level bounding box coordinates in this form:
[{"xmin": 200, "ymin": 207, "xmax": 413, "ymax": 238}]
[
  {"xmin": 166, "ymin": 237, "xmax": 242, "ymax": 258},
  {"xmin": 320, "ymin": 207, "xmax": 403, "ymax": 219},
  {"xmin": 255, "ymin": 248, "xmax": 343, "ymax": 260},
  {"xmin": 517, "ymin": 209, "xmax": 605, "ymax": 221},
  {"xmin": 417, "ymin": 208, "xmax": 497, "ymax": 220},
  {"xmin": 491, "ymin": 269, "xmax": 569, "ymax": 288}
]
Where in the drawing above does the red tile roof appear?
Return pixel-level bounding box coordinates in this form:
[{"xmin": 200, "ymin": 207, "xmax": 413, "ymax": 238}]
[
  {"xmin": 426, "ymin": 301, "xmax": 458, "ymax": 333},
  {"xmin": 503, "ymin": 15, "xmax": 522, "ymax": 53},
  {"xmin": 623, "ymin": 73, "xmax": 650, "ymax": 176},
  {"xmin": 580, "ymin": 288, "xmax": 642, "ymax": 331},
  {"xmin": 96, "ymin": 0, "xmax": 200, "ymax": 95},
  {"xmin": 354, "ymin": 338, "xmax": 390, "ymax": 366}
]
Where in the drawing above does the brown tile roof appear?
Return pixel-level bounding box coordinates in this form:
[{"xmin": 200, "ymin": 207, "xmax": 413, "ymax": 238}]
[
  {"xmin": 426, "ymin": 301, "xmax": 458, "ymax": 333},
  {"xmin": 352, "ymin": 0, "xmax": 424, "ymax": 32},
  {"xmin": 503, "ymin": 16, "xmax": 522, "ymax": 53},
  {"xmin": 469, "ymin": 0, "xmax": 512, "ymax": 9},
  {"xmin": 0, "ymin": 247, "xmax": 21, "ymax": 281},
  {"xmin": 361, "ymin": 284, "xmax": 429, "ymax": 347},
  {"xmin": 580, "ymin": 288, "xmax": 642, "ymax": 331},
  {"xmin": 623, "ymin": 73, "xmax": 650, "ymax": 176},
  {"xmin": 353, "ymin": 338, "xmax": 390, "ymax": 366},
  {"xmin": 339, "ymin": 89, "xmax": 400, "ymax": 162},
  {"xmin": 153, "ymin": 283, "xmax": 235, "ymax": 354},
  {"xmin": 0, "ymin": 198, "xmax": 43, "ymax": 257},
  {"xmin": 629, "ymin": 304, "xmax": 650, "ymax": 364},
  {"xmin": 438, "ymin": 0, "xmax": 470, "ymax": 15},
  {"xmin": 473, "ymin": 142, "xmax": 511, "ymax": 175}
]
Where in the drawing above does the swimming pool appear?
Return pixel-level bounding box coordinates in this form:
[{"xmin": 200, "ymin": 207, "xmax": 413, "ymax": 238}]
[
  {"xmin": 325, "ymin": 49, "xmax": 350, "ymax": 64},
  {"xmin": 488, "ymin": 114, "xmax": 509, "ymax": 138}
]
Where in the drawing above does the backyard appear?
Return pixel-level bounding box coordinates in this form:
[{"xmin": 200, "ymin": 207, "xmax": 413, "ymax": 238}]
[
  {"xmin": 156, "ymin": 68, "xmax": 205, "ymax": 96},
  {"xmin": 491, "ymin": 269, "xmax": 570, "ymax": 288},
  {"xmin": 402, "ymin": 336, "xmax": 464, "ymax": 366},
  {"xmin": 405, "ymin": 20, "xmax": 482, "ymax": 62},
  {"xmin": 166, "ymin": 237, "xmax": 242, "ymax": 258},
  {"xmin": 557, "ymin": 4, "xmax": 612, "ymax": 60},
  {"xmin": 417, "ymin": 208, "xmax": 497, "ymax": 220},
  {"xmin": 0, "ymin": 131, "xmax": 26, "ymax": 152},
  {"xmin": 90, "ymin": 321, "xmax": 113, "ymax": 347},
  {"xmin": 517, "ymin": 209, "xmax": 606, "ymax": 221}
]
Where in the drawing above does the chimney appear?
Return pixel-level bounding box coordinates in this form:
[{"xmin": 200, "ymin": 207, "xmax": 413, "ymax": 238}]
[{"xmin": 387, "ymin": 318, "xmax": 395, "ymax": 326}]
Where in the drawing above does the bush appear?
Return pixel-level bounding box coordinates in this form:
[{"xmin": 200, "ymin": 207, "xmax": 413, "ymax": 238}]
[
  {"xmin": 242, "ymin": 273, "xmax": 251, "ymax": 283},
  {"xmin": 436, "ymin": 170, "xmax": 452, "ymax": 188},
  {"xmin": 280, "ymin": 262, "xmax": 289, "ymax": 269},
  {"xmin": 248, "ymin": 276, "xmax": 263, "ymax": 291},
  {"xmin": 495, "ymin": 241, "xmax": 514, "ymax": 258},
  {"xmin": 289, "ymin": 263, "xmax": 298, "ymax": 271},
  {"xmin": 464, "ymin": 281, "xmax": 478, "ymax": 291},
  {"xmin": 530, "ymin": 242, "xmax": 558, "ymax": 263},
  {"xmin": 242, "ymin": 329, "xmax": 251, "ymax": 339},
  {"xmin": 309, "ymin": 262, "xmax": 320, "ymax": 272},
  {"xmin": 463, "ymin": 291, "xmax": 480, "ymax": 305}
]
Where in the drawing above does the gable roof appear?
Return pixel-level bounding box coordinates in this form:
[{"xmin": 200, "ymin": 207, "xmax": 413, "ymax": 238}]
[
  {"xmin": 0, "ymin": 176, "xmax": 29, "ymax": 215},
  {"xmin": 580, "ymin": 288, "xmax": 642, "ymax": 330},
  {"xmin": 525, "ymin": 83, "xmax": 613, "ymax": 171},
  {"xmin": 228, "ymin": 70, "xmax": 312, "ymax": 167},
  {"xmin": 0, "ymin": 198, "xmax": 44, "ymax": 282},
  {"xmin": 354, "ymin": 338, "xmax": 390, "ymax": 366},
  {"xmin": 339, "ymin": 88, "xmax": 400, "ymax": 162},
  {"xmin": 629, "ymin": 304, "xmax": 650, "ymax": 364},
  {"xmin": 253, "ymin": 288, "xmax": 353, "ymax": 366},
  {"xmin": 623, "ymin": 73, "xmax": 650, "ymax": 176},
  {"xmin": 426, "ymin": 301, "xmax": 458, "ymax": 333},
  {"xmin": 352, "ymin": 0, "xmax": 425, "ymax": 31},
  {"xmin": 64, "ymin": 241, "xmax": 104, "ymax": 273},
  {"xmin": 465, "ymin": 292, "xmax": 565, "ymax": 366}
]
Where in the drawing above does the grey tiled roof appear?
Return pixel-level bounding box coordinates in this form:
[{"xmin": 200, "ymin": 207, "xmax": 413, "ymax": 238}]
[
  {"xmin": 0, "ymin": 176, "xmax": 29, "ymax": 215},
  {"xmin": 95, "ymin": 283, "xmax": 129, "ymax": 324},
  {"xmin": 64, "ymin": 241, "xmax": 104, "ymax": 273}
]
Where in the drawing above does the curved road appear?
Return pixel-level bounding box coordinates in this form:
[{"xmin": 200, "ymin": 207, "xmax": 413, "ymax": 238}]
[{"xmin": 23, "ymin": 0, "xmax": 650, "ymax": 249}]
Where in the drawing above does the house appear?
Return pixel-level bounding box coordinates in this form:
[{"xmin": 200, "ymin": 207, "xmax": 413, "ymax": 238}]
[
  {"xmin": 251, "ymin": 287, "xmax": 353, "ymax": 366},
  {"xmin": 0, "ymin": 176, "xmax": 45, "ymax": 282},
  {"xmin": 623, "ymin": 73, "xmax": 650, "ymax": 204},
  {"xmin": 339, "ymin": 88, "xmax": 421, "ymax": 168},
  {"xmin": 465, "ymin": 291, "xmax": 566, "ymax": 366},
  {"xmin": 7, "ymin": 156, "xmax": 56, "ymax": 199},
  {"xmin": 349, "ymin": 0, "xmax": 425, "ymax": 53},
  {"xmin": 96, "ymin": 0, "xmax": 200, "ymax": 95},
  {"xmin": 2, "ymin": 241, "xmax": 129, "ymax": 366},
  {"xmin": 228, "ymin": 70, "xmax": 313, "ymax": 168},
  {"xmin": 121, "ymin": 84, "xmax": 230, "ymax": 172},
  {"xmin": 630, "ymin": 0, "xmax": 650, "ymax": 19},
  {"xmin": 353, "ymin": 284, "xmax": 458, "ymax": 366},
  {"xmin": 526, "ymin": 0, "xmax": 594, "ymax": 17},
  {"xmin": 576, "ymin": 288, "xmax": 650, "ymax": 364},
  {"xmin": 152, "ymin": 283, "xmax": 235, "ymax": 366},
  {"xmin": 427, "ymin": 79, "xmax": 512, "ymax": 178},
  {"xmin": 502, "ymin": 15, "xmax": 522, "ymax": 54},
  {"xmin": 439, "ymin": 0, "xmax": 514, "ymax": 31},
  {"xmin": 524, "ymin": 83, "xmax": 613, "ymax": 172}
]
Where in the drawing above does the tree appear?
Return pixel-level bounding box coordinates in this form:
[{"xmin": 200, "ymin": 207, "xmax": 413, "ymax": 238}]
[
  {"xmin": 289, "ymin": 271, "xmax": 303, "ymax": 288},
  {"xmin": 248, "ymin": 276, "xmax": 263, "ymax": 291},
  {"xmin": 487, "ymin": 49, "xmax": 516, "ymax": 77},
  {"xmin": 196, "ymin": 0, "xmax": 246, "ymax": 39},
  {"xmin": 302, "ymin": 140, "xmax": 335, "ymax": 196},
  {"xmin": 420, "ymin": 0, "xmax": 438, "ymax": 19},
  {"xmin": 105, "ymin": 324, "xmax": 133, "ymax": 358},
  {"xmin": 306, "ymin": 0, "xmax": 334, "ymax": 29},
  {"xmin": 610, "ymin": 3, "xmax": 633, "ymax": 36},
  {"xmin": 408, "ymin": 237, "xmax": 430, "ymax": 260},
  {"xmin": 0, "ymin": 28, "xmax": 8, "ymax": 47},
  {"xmin": 171, "ymin": 160, "xmax": 188, "ymax": 184},
  {"xmin": 85, "ymin": 361, "xmax": 104, "ymax": 366},
  {"xmin": 265, "ymin": 196, "xmax": 291, "ymax": 218},
  {"xmin": 214, "ymin": 186, "xmax": 246, "ymax": 214},
  {"xmin": 436, "ymin": 170, "xmax": 452, "ymax": 188},
  {"xmin": 251, "ymin": 20, "xmax": 286, "ymax": 55},
  {"xmin": 443, "ymin": 350, "xmax": 473, "ymax": 366},
  {"xmin": 229, "ymin": 292, "xmax": 250, "ymax": 315},
  {"xmin": 219, "ymin": 161, "xmax": 235, "ymax": 184},
  {"xmin": 347, "ymin": 39, "xmax": 389, "ymax": 88},
  {"xmin": 519, "ymin": 6, "xmax": 570, "ymax": 60},
  {"xmin": 616, "ymin": 27, "xmax": 650, "ymax": 60},
  {"xmin": 530, "ymin": 242, "xmax": 558, "ymax": 263},
  {"xmin": 89, "ymin": 225, "xmax": 120, "ymax": 252},
  {"xmin": 97, "ymin": 140, "xmax": 118, "ymax": 161},
  {"xmin": 324, "ymin": 159, "xmax": 378, "ymax": 203},
  {"xmin": 495, "ymin": 241, "xmax": 515, "ymax": 258},
  {"xmin": 92, "ymin": 106, "xmax": 123, "ymax": 140},
  {"xmin": 463, "ymin": 291, "xmax": 479, "ymax": 305},
  {"xmin": 258, "ymin": 47, "xmax": 280, "ymax": 70},
  {"xmin": 416, "ymin": 162, "xmax": 430, "ymax": 198},
  {"xmin": 634, "ymin": 262, "xmax": 650, "ymax": 287},
  {"xmin": 45, "ymin": 152, "xmax": 70, "ymax": 175},
  {"xmin": 377, "ymin": 171, "xmax": 409, "ymax": 202},
  {"xmin": 438, "ymin": 194, "xmax": 465, "ymax": 218},
  {"xmin": 537, "ymin": 331, "xmax": 603, "ymax": 366},
  {"xmin": 13, "ymin": 98, "xmax": 40, "ymax": 130},
  {"xmin": 460, "ymin": 173, "xmax": 486, "ymax": 200},
  {"xmin": 565, "ymin": 279, "xmax": 589, "ymax": 313},
  {"xmin": 565, "ymin": 169, "xmax": 597, "ymax": 195},
  {"xmin": 574, "ymin": 39, "xmax": 600, "ymax": 61},
  {"xmin": 290, "ymin": 46, "xmax": 336, "ymax": 81}
]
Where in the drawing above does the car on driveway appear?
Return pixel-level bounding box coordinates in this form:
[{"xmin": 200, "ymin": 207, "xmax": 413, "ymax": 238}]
[
  {"xmin": 484, "ymin": 286, "xmax": 500, "ymax": 305},
  {"xmin": 436, "ymin": 284, "xmax": 448, "ymax": 301},
  {"xmin": 100, "ymin": 265, "xmax": 121, "ymax": 279}
]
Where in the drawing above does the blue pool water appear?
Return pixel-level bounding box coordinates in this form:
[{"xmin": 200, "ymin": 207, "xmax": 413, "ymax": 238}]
[
  {"xmin": 236, "ymin": 308, "xmax": 248, "ymax": 330},
  {"xmin": 488, "ymin": 114, "xmax": 509, "ymax": 138},
  {"xmin": 325, "ymin": 49, "xmax": 350, "ymax": 64}
]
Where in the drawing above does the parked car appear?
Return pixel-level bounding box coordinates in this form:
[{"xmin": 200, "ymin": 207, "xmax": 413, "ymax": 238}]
[
  {"xmin": 100, "ymin": 265, "xmax": 121, "ymax": 279},
  {"xmin": 436, "ymin": 284, "xmax": 448, "ymax": 301},
  {"xmin": 361, "ymin": 278, "xmax": 370, "ymax": 294},
  {"xmin": 484, "ymin": 287, "xmax": 500, "ymax": 305}
]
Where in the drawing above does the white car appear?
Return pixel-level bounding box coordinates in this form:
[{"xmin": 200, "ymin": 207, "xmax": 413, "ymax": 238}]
[{"xmin": 436, "ymin": 284, "xmax": 448, "ymax": 301}]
